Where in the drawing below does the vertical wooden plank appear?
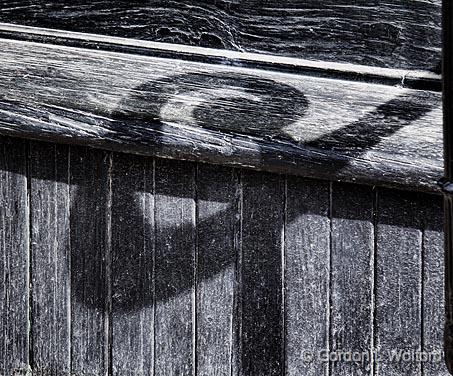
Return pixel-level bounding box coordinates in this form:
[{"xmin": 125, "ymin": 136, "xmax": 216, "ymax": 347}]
[
  {"xmin": 196, "ymin": 164, "xmax": 238, "ymax": 376},
  {"xmin": 30, "ymin": 142, "xmax": 70, "ymax": 375},
  {"xmin": 240, "ymin": 170, "xmax": 284, "ymax": 376},
  {"xmin": 285, "ymin": 177, "xmax": 330, "ymax": 376},
  {"xmin": 375, "ymin": 189, "xmax": 423, "ymax": 375},
  {"xmin": 110, "ymin": 152, "xmax": 154, "ymax": 375},
  {"xmin": 0, "ymin": 137, "xmax": 29, "ymax": 375},
  {"xmin": 70, "ymin": 147, "xmax": 111, "ymax": 375},
  {"xmin": 422, "ymin": 195, "xmax": 449, "ymax": 375},
  {"xmin": 330, "ymin": 183, "xmax": 374, "ymax": 376},
  {"xmin": 154, "ymin": 159, "xmax": 196, "ymax": 376}
]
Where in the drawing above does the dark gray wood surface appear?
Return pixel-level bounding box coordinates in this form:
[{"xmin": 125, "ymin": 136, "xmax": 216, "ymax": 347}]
[
  {"xmin": 0, "ymin": 0, "xmax": 441, "ymax": 71},
  {"xmin": 0, "ymin": 37, "xmax": 443, "ymax": 193},
  {"xmin": 330, "ymin": 183, "xmax": 374, "ymax": 376},
  {"xmin": 422, "ymin": 197, "xmax": 448, "ymax": 376},
  {"xmin": 30, "ymin": 142, "xmax": 70, "ymax": 375},
  {"xmin": 70, "ymin": 146, "xmax": 111, "ymax": 375},
  {"xmin": 0, "ymin": 137, "xmax": 447, "ymax": 375},
  {"xmin": 111, "ymin": 153, "xmax": 154, "ymax": 375},
  {"xmin": 376, "ymin": 190, "xmax": 424, "ymax": 375},
  {"xmin": 154, "ymin": 159, "xmax": 196, "ymax": 376},
  {"xmin": 0, "ymin": 1, "xmax": 446, "ymax": 373},
  {"xmin": 196, "ymin": 165, "xmax": 238, "ymax": 376},
  {"xmin": 285, "ymin": 177, "xmax": 330, "ymax": 376},
  {"xmin": 0, "ymin": 137, "xmax": 29, "ymax": 376},
  {"xmin": 240, "ymin": 170, "xmax": 285, "ymax": 375}
]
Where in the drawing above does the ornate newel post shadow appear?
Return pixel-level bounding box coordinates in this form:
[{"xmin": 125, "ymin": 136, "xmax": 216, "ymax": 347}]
[{"xmin": 442, "ymin": 0, "xmax": 453, "ymax": 372}]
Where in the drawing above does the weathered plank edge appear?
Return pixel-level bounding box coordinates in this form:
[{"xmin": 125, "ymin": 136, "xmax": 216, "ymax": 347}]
[
  {"xmin": 0, "ymin": 23, "xmax": 441, "ymax": 91},
  {"xmin": 0, "ymin": 35, "xmax": 443, "ymax": 193},
  {"xmin": 0, "ymin": 110, "xmax": 442, "ymax": 194}
]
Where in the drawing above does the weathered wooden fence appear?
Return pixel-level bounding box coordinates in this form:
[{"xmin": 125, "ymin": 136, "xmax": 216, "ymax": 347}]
[
  {"xmin": 0, "ymin": 0, "xmax": 448, "ymax": 375},
  {"xmin": 0, "ymin": 137, "xmax": 446, "ymax": 375}
]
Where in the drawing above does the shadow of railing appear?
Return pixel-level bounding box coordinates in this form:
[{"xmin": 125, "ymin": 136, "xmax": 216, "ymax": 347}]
[
  {"xmin": 0, "ymin": 68, "xmax": 442, "ymax": 374},
  {"xmin": 67, "ymin": 71, "xmax": 439, "ymax": 312}
]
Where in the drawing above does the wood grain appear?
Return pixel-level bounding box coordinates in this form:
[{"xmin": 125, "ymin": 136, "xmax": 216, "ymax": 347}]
[
  {"xmin": 330, "ymin": 183, "xmax": 374, "ymax": 376},
  {"xmin": 375, "ymin": 189, "xmax": 423, "ymax": 375},
  {"xmin": 0, "ymin": 137, "xmax": 29, "ymax": 376},
  {"xmin": 110, "ymin": 153, "xmax": 154, "ymax": 376},
  {"xmin": 0, "ymin": 137, "xmax": 449, "ymax": 374},
  {"xmin": 0, "ymin": 23, "xmax": 439, "ymax": 92},
  {"xmin": 154, "ymin": 159, "xmax": 196, "ymax": 376},
  {"xmin": 70, "ymin": 146, "xmax": 111, "ymax": 376},
  {"xmin": 421, "ymin": 196, "xmax": 449, "ymax": 376},
  {"xmin": 196, "ymin": 164, "xmax": 238, "ymax": 376},
  {"xmin": 0, "ymin": 38, "xmax": 443, "ymax": 192},
  {"xmin": 0, "ymin": 0, "xmax": 441, "ymax": 71},
  {"xmin": 240, "ymin": 170, "xmax": 284, "ymax": 375},
  {"xmin": 29, "ymin": 142, "xmax": 71, "ymax": 375},
  {"xmin": 285, "ymin": 177, "xmax": 330, "ymax": 376}
]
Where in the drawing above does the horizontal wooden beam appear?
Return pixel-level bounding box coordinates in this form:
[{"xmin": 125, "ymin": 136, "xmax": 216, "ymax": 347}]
[
  {"xmin": 0, "ymin": 38, "xmax": 443, "ymax": 192},
  {"xmin": 0, "ymin": 23, "xmax": 441, "ymax": 91},
  {"xmin": 0, "ymin": 0, "xmax": 441, "ymax": 71}
]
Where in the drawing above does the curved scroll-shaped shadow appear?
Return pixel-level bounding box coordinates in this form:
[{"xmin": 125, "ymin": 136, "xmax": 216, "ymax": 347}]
[
  {"xmin": 71, "ymin": 72, "xmax": 309, "ymax": 312},
  {"xmin": 69, "ymin": 71, "xmax": 438, "ymax": 313},
  {"xmin": 113, "ymin": 71, "xmax": 310, "ymax": 138}
]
